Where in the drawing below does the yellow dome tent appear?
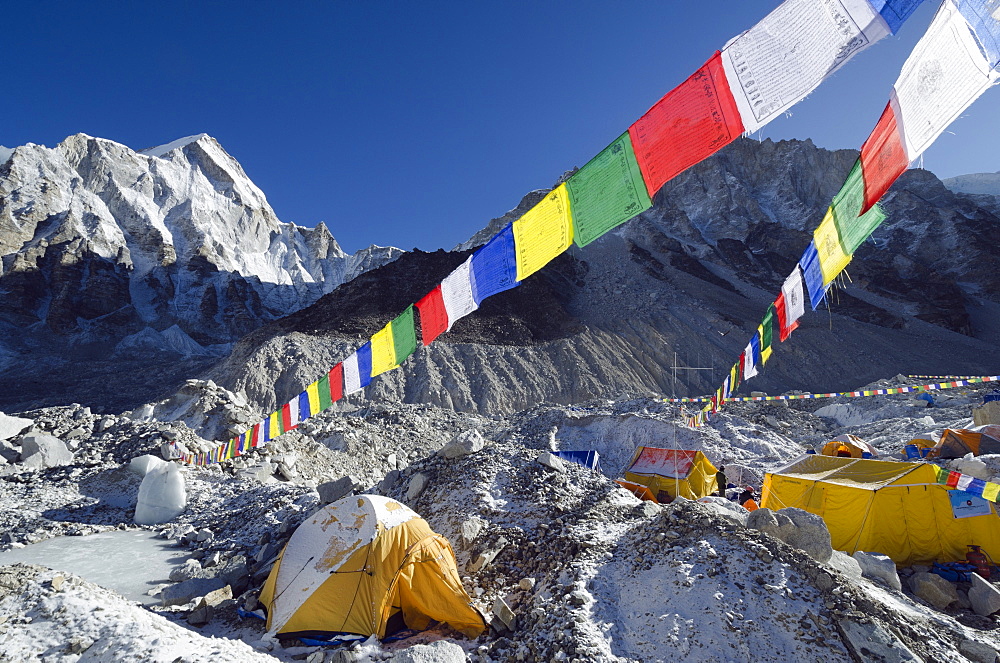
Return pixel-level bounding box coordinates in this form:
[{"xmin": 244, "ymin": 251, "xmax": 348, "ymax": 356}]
[
  {"xmin": 259, "ymin": 495, "xmax": 485, "ymax": 640},
  {"xmin": 762, "ymin": 455, "xmax": 1000, "ymax": 566},
  {"xmin": 622, "ymin": 447, "xmax": 718, "ymax": 501},
  {"xmin": 819, "ymin": 434, "xmax": 878, "ymax": 458}
]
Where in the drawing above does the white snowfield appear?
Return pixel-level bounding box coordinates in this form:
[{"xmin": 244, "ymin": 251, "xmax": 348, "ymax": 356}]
[{"xmin": 1, "ymin": 377, "xmax": 1000, "ymax": 661}]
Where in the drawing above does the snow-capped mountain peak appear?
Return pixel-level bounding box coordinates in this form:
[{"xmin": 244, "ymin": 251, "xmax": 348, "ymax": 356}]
[
  {"xmin": 139, "ymin": 133, "xmax": 211, "ymax": 158},
  {"xmin": 0, "ymin": 132, "xmax": 402, "ymax": 359},
  {"xmin": 942, "ymin": 171, "xmax": 1000, "ymax": 196}
]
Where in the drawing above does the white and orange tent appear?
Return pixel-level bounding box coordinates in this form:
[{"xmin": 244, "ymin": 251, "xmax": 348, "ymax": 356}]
[{"xmin": 260, "ymin": 495, "xmax": 484, "ymax": 641}]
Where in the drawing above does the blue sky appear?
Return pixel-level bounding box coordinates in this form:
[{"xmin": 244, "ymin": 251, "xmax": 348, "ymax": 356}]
[{"xmin": 5, "ymin": 1, "xmax": 997, "ymax": 253}]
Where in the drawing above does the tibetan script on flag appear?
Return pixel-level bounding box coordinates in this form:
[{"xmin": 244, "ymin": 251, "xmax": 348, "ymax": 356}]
[{"xmin": 567, "ymin": 132, "xmax": 652, "ymax": 247}]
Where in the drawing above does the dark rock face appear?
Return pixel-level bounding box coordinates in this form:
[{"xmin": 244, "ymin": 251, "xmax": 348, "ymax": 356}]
[
  {"xmin": 4, "ymin": 136, "xmax": 1000, "ymax": 417},
  {"xmin": 202, "ymin": 139, "xmax": 1000, "ymax": 417}
]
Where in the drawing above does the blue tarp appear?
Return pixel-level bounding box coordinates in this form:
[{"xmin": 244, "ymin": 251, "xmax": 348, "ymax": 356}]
[{"xmin": 554, "ymin": 450, "xmax": 603, "ymax": 474}]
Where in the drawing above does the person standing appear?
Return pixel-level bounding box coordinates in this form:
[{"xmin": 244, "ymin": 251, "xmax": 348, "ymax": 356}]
[{"xmin": 716, "ymin": 465, "xmax": 728, "ymax": 498}]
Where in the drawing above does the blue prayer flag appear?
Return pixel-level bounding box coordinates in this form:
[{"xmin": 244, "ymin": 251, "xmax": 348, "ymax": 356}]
[
  {"xmin": 798, "ymin": 241, "xmax": 829, "ymax": 310},
  {"xmin": 470, "ymin": 224, "xmax": 519, "ymax": 305},
  {"xmin": 357, "ymin": 342, "xmax": 373, "ymax": 388},
  {"xmin": 871, "ymin": 0, "xmax": 926, "ymax": 34},
  {"xmin": 956, "ymin": 0, "xmax": 1000, "ymax": 68}
]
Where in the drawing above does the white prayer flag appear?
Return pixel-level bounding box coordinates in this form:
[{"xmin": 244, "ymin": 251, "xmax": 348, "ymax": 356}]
[
  {"xmin": 343, "ymin": 353, "xmax": 362, "ymax": 395},
  {"xmin": 782, "ymin": 266, "xmax": 806, "ymax": 329},
  {"xmin": 721, "ymin": 0, "xmax": 889, "ymax": 133},
  {"xmin": 743, "ymin": 342, "xmax": 759, "ymax": 380},
  {"xmin": 441, "ymin": 256, "xmax": 478, "ymax": 331},
  {"xmin": 892, "ymin": 0, "xmax": 999, "ymax": 160}
]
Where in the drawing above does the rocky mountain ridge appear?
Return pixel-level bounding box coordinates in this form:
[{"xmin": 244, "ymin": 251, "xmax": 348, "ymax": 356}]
[
  {"xmin": 196, "ymin": 138, "xmax": 1000, "ymax": 425},
  {"xmin": 0, "ymin": 133, "xmax": 401, "ymax": 411}
]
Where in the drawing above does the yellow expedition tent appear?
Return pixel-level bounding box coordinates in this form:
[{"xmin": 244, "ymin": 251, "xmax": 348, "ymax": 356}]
[
  {"xmin": 819, "ymin": 434, "xmax": 878, "ymax": 458},
  {"xmin": 762, "ymin": 455, "xmax": 1000, "ymax": 566},
  {"xmin": 623, "ymin": 447, "xmax": 718, "ymax": 501},
  {"xmin": 260, "ymin": 495, "xmax": 485, "ymax": 640}
]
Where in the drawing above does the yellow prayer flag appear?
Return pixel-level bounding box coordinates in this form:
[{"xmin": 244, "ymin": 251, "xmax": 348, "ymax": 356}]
[
  {"xmin": 813, "ymin": 207, "xmax": 852, "ymax": 286},
  {"xmin": 513, "ymin": 183, "xmax": 573, "ymax": 281},
  {"xmin": 306, "ymin": 381, "xmax": 321, "ymax": 415},
  {"xmin": 370, "ymin": 322, "xmax": 397, "ymax": 377},
  {"xmin": 983, "ymin": 483, "xmax": 1000, "ymax": 503},
  {"xmin": 269, "ymin": 412, "xmax": 281, "ymax": 439}
]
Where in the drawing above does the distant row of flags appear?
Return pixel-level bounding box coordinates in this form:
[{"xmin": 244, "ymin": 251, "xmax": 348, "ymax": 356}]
[
  {"xmin": 172, "ymin": 0, "xmax": 998, "ymax": 465},
  {"xmin": 664, "ymin": 375, "xmax": 999, "ymax": 403},
  {"xmin": 688, "ymin": 0, "xmax": 1000, "ymax": 427}
]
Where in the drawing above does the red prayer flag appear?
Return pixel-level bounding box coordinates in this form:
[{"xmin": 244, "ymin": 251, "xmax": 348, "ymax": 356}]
[
  {"xmin": 859, "ymin": 101, "xmax": 908, "ymax": 215},
  {"xmin": 416, "ymin": 285, "xmax": 448, "ymax": 345},
  {"xmin": 281, "ymin": 403, "xmax": 292, "ymax": 432},
  {"xmin": 629, "ymin": 52, "xmax": 744, "ymax": 198},
  {"xmin": 328, "ymin": 363, "xmax": 343, "ymax": 403},
  {"xmin": 774, "ymin": 292, "xmax": 800, "ymax": 342},
  {"xmin": 947, "ymin": 471, "xmax": 961, "ymax": 488}
]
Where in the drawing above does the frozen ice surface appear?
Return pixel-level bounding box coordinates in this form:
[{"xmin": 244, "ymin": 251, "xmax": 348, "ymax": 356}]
[{"xmin": 0, "ymin": 530, "xmax": 189, "ymax": 605}]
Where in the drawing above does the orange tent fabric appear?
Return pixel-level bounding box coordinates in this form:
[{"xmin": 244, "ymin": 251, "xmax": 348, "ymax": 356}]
[
  {"xmin": 615, "ymin": 479, "xmax": 659, "ymax": 503},
  {"xmin": 932, "ymin": 429, "xmax": 1000, "ymax": 458}
]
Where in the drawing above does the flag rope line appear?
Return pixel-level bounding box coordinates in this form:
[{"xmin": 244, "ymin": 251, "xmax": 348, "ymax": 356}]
[{"xmin": 168, "ymin": 0, "xmax": 940, "ymax": 465}]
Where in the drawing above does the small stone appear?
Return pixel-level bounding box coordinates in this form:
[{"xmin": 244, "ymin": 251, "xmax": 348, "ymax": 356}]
[
  {"xmin": 492, "ymin": 597, "xmax": 517, "ymax": 632},
  {"xmin": 853, "ymin": 551, "xmax": 901, "ymax": 591},
  {"xmin": 535, "ymin": 452, "xmax": 566, "ymax": 473},
  {"xmin": 187, "ymin": 603, "xmax": 212, "ymax": 626},
  {"xmin": 50, "ymin": 575, "xmax": 65, "ymax": 591},
  {"xmin": 519, "ymin": 577, "xmax": 536, "ymax": 591},
  {"xmin": 317, "ymin": 476, "xmax": 361, "ymax": 504},
  {"xmin": 969, "ymin": 573, "xmax": 1000, "ymax": 617},
  {"xmin": 959, "ymin": 638, "xmax": 999, "ymax": 663},
  {"xmin": 910, "ymin": 572, "xmax": 959, "ymax": 610}
]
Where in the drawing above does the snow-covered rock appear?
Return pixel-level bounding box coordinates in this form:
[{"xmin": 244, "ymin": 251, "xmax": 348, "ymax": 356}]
[
  {"xmin": 0, "ymin": 412, "xmax": 33, "ymax": 441},
  {"xmin": 127, "ymin": 454, "xmax": 166, "ymax": 477},
  {"xmin": 134, "ymin": 462, "xmax": 187, "ymax": 525},
  {"xmin": 438, "ymin": 429, "xmax": 485, "ymax": 459},
  {"xmin": 969, "ymin": 573, "xmax": 1000, "ymax": 617},
  {"xmin": 386, "ymin": 640, "xmax": 467, "ymax": 663},
  {"xmin": 853, "ymin": 551, "xmax": 902, "ymax": 591}
]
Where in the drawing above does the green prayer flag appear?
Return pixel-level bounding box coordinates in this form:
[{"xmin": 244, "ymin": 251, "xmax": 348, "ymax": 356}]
[
  {"xmin": 318, "ymin": 374, "xmax": 333, "ymax": 411},
  {"xmin": 567, "ymin": 132, "xmax": 652, "ymax": 248},
  {"xmin": 831, "ymin": 159, "xmax": 887, "ymax": 255},
  {"xmin": 761, "ymin": 304, "xmax": 774, "ymax": 352},
  {"xmin": 391, "ymin": 305, "xmax": 417, "ymax": 365}
]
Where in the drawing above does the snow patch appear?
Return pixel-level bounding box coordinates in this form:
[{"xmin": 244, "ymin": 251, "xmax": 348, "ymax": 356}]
[{"xmin": 942, "ymin": 171, "xmax": 1000, "ymax": 196}]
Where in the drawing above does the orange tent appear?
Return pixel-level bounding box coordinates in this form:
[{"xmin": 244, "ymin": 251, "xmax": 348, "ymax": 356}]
[
  {"xmin": 931, "ymin": 429, "xmax": 1000, "ymax": 458},
  {"xmin": 615, "ymin": 479, "xmax": 659, "ymax": 503}
]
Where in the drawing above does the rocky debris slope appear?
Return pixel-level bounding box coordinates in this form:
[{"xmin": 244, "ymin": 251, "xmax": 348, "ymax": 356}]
[
  {"xmin": 3, "ymin": 377, "xmax": 1000, "ymax": 661},
  {"xmin": 196, "ymin": 138, "xmax": 1000, "ymax": 420},
  {"xmin": 0, "ymin": 133, "xmax": 402, "ymax": 413}
]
